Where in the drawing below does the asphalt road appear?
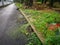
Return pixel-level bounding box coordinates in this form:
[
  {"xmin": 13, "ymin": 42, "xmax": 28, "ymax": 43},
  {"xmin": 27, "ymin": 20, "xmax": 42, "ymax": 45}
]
[{"xmin": 0, "ymin": 3, "xmax": 28, "ymax": 45}]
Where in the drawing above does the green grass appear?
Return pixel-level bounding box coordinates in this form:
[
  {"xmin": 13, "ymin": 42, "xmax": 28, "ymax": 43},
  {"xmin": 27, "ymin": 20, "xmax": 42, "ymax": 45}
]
[
  {"xmin": 23, "ymin": 9, "xmax": 60, "ymax": 45},
  {"xmin": 15, "ymin": 3, "xmax": 23, "ymax": 9},
  {"xmin": 15, "ymin": 3, "xmax": 60, "ymax": 45},
  {"xmin": 26, "ymin": 33, "xmax": 42, "ymax": 45}
]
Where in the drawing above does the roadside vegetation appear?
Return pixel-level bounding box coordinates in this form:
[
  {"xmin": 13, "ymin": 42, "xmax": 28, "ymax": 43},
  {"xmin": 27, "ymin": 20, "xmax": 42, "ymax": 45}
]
[
  {"xmin": 15, "ymin": 0, "xmax": 60, "ymax": 45},
  {"xmin": 19, "ymin": 24, "xmax": 42, "ymax": 45},
  {"xmin": 9, "ymin": 23, "xmax": 42, "ymax": 45}
]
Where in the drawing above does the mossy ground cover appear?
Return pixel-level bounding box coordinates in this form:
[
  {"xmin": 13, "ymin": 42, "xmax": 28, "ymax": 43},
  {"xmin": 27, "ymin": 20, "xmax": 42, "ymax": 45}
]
[{"xmin": 16, "ymin": 3, "xmax": 60, "ymax": 45}]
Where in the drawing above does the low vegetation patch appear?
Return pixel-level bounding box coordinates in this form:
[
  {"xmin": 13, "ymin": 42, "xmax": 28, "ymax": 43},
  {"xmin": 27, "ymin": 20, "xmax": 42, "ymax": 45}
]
[{"xmin": 16, "ymin": 3, "xmax": 60, "ymax": 45}]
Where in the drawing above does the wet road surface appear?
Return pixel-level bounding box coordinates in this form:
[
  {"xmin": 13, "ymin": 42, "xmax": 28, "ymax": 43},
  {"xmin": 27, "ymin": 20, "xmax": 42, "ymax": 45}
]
[{"xmin": 0, "ymin": 3, "xmax": 28, "ymax": 45}]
